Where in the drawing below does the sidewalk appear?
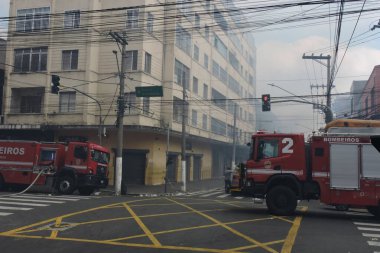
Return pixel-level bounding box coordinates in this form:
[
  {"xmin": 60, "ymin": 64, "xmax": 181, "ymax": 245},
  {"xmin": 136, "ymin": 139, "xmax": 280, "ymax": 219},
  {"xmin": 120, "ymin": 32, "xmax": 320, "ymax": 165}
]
[{"xmin": 100, "ymin": 177, "xmax": 225, "ymax": 196}]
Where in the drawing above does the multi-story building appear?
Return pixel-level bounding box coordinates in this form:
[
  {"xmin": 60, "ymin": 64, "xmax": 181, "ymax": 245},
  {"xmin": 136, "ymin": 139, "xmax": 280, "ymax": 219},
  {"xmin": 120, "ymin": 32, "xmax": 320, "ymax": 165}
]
[
  {"xmin": 3, "ymin": 0, "xmax": 256, "ymax": 185},
  {"xmin": 359, "ymin": 65, "xmax": 380, "ymax": 119},
  {"xmin": 349, "ymin": 80, "xmax": 366, "ymax": 118}
]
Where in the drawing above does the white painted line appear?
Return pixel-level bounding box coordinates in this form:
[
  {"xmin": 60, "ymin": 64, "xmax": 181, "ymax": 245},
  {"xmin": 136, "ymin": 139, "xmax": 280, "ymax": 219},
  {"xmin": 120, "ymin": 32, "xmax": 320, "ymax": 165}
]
[
  {"xmin": 368, "ymin": 241, "xmax": 380, "ymax": 247},
  {"xmin": 234, "ymin": 197, "xmax": 244, "ymax": 200},
  {"xmin": 217, "ymin": 194, "xmax": 230, "ymax": 198},
  {"xmin": 200, "ymin": 191, "xmax": 224, "ymax": 197},
  {"xmin": 0, "ymin": 206, "xmax": 32, "ymax": 211},
  {"xmin": 20, "ymin": 194, "xmax": 92, "ymax": 200},
  {"xmin": 0, "ymin": 212, "xmax": 12, "ymax": 216},
  {"xmin": 0, "ymin": 201, "xmax": 48, "ymax": 207},
  {"xmin": 355, "ymin": 222, "xmax": 380, "ymax": 227},
  {"xmin": 0, "ymin": 197, "xmax": 64, "ymax": 204},
  {"xmin": 13, "ymin": 195, "xmax": 80, "ymax": 202},
  {"xmin": 358, "ymin": 227, "xmax": 380, "ymax": 232},
  {"xmin": 362, "ymin": 233, "xmax": 380, "ymax": 238}
]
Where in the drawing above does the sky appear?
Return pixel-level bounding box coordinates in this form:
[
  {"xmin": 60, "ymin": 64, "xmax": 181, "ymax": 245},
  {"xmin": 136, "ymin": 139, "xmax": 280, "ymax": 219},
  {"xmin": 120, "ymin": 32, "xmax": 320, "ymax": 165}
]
[{"xmin": 1, "ymin": 0, "xmax": 380, "ymax": 134}]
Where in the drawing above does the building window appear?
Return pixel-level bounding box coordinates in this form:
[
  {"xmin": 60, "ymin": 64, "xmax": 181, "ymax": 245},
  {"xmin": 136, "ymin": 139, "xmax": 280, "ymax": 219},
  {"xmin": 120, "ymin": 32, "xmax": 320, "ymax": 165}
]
[
  {"xmin": 203, "ymin": 84, "xmax": 208, "ymax": 99},
  {"xmin": 127, "ymin": 8, "xmax": 139, "ymax": 29},
  {"xmin": 147, "ymin": 12, "xmax": 154, "ymax": 33},
  {"xmin": 194, "ymin": 45, "xmax": 199, "ymax": 61},
  {"xmin": 16, "ymin": 7, "xmax": 50, "ymax": 32},
  {"xmin": 204, "ymin": 25, "xmax": 209, "ymax": 41},
  {"xmin": 125, "ymin": 92, "xmax": 138, "ymax": 114},
  {"xmin": 62, "ymin": 50, "xmax": 78, "ymax": 70},
  {"xmin": 14, "ymin": 47, "xmax": 47, "ymax": 72},
  {"xmin": 21, "ymin": 96, "xmax": 42, "ymax": 113},
  {"xmin": 214, "ymin": 33, "xmax": 228, "ymax": 59},
  {"xmin": 202, "ymin": 114, "xmax": 207, "ymax": 130},
  {"xmin": 211, "ymin": 117, "xmax": 226, "ymax": 136},
  {"xmin": 175, "ymin": 24, "xmax": 191, "ymax": 55},
  {"xmin": 212, "ymin": 88, "xmax": 226, "ymax": 110},
  {"xmin": 64, "ymin": 10, "xmax": 80, "ymax": 29},
  {"xmin": 195, "ymin": 13, "xmax": 200, "ymax": 30},
  {"xmin": 143, "ymin": 97, "xmax": 150, "ymax": 115},
  {"xmin": 177, "ymin": 0, "xmax": 192, "ymax": 16},
  {"xmin": 59, "ymin": 92, "xmax": 76, "ymax": 113},
  {"xmin": 144, "ymin": 52, "xmax": 152, "ymax": 74},
  {"xmin": 193, "ymin": 77, "xmax": 198, "ymax": 94},
  {"xmin": 174, "ymin": 59, "xmax": 190, "ymax": 90},
  {"xmin": 126, "ymin": 50, "xmax": 138, "ymax": 71},
  {"xmin": 192, "ymin": 110, "xmax": 197, "ymax": 126},
  {"xmin": 173, "ymin": 96, "xmax": 188, "ymax": 123},
  {"xmin": 204, "ymin": 54, "xmax": 209, "ymax": 69}
]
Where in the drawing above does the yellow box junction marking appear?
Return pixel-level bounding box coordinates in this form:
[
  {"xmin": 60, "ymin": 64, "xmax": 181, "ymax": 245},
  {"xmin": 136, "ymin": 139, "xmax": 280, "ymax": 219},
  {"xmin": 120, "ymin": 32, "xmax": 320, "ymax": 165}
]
[{"xmin": 0, "ymin": 197, "xmax": 307, "ymax": 253}]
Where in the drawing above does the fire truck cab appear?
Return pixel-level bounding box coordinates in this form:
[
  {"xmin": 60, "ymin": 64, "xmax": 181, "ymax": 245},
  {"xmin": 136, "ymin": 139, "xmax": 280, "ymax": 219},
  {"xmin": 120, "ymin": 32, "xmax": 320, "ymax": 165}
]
[{"xmin": 230, "ymin": 119, "xmax": 380, "ymax": 217}]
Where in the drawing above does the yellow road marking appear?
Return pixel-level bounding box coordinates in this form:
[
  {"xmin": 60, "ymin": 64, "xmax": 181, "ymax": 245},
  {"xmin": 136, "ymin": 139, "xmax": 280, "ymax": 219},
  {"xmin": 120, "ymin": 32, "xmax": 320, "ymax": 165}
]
[
  {"xmin": 281, "ymin": 206, "xmax": 308, "ymax": 253},
  {"xmin": 226, "ymin": 239, "xmax": 285, "ymax": 252},
  {"xmin": 123, "ymin": 203, "xmax": 161, "ymax": 246},
  {"xmin": 49, "ymin": 216, "xmax": 63, "ymax": 239},
  {"xmin": 108, "ymin": 217, "xmax": 275, "ymax": 242},
  {"xmin": 0, "ymin": 198, "xmax": 158, "ymax": 236},
  {"xmin": 166, "ymin": 198, "xmax": 278, "ymax": 253}
]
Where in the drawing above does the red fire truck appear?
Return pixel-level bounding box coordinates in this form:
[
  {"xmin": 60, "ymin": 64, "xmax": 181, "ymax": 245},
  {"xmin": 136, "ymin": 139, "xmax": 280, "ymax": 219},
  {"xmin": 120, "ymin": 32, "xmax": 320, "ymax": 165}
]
[
  {"xmin": 0, "ymin": 140, "xmax": 110, "ymax": 195},
  {"xmin": 230, "ymin": 119, "xmax": 380, "ymax": 217}
]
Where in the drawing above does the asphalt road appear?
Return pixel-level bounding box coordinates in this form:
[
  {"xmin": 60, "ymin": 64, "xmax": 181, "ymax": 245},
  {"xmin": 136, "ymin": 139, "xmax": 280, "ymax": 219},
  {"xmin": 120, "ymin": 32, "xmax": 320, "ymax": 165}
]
[{"xmin": 0, "ymin": 191, "xmax": 378, "ymax": 253}]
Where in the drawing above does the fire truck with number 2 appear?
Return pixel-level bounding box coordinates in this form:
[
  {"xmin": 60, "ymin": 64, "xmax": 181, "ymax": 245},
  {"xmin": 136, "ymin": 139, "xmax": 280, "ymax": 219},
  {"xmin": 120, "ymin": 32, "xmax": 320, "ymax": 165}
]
[{"xmin": 229, "ymin": 119, "xmax": 380, "ymax": 217}]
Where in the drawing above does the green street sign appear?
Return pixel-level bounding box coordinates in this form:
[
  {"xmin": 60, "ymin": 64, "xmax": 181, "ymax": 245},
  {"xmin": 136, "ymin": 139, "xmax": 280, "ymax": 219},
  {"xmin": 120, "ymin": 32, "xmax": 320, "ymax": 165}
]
[{"xmin": 135, "ymin": 86, "xmax": 163, "ymax": 97}]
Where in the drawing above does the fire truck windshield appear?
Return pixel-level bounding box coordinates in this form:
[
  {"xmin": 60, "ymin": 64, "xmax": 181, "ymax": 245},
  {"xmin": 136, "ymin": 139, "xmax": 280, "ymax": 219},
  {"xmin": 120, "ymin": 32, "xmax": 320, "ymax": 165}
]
[{"xmin": 91, "ymin": 150, "xmax": 109, "ymax": 164}]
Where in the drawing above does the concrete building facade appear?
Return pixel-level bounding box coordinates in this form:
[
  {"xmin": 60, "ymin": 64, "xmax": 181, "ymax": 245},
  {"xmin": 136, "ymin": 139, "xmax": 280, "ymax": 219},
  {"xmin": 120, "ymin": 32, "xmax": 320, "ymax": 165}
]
[
  {"xmin": 359, "ymin": 65, "xmax": 380, "ymax": 119},
  {"xmin": 4, "ymin": 0, "xmax": 256, "ymax": 185}
]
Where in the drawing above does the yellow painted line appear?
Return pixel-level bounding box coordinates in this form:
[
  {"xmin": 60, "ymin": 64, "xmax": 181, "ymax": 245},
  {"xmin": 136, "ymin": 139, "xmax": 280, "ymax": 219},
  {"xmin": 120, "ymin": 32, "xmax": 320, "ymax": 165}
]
[
  {"xmin": 226, "ymin": 239, "xmax": 285, "ymax": 252},
  {"xmin": 0, "ymin": 198, "xmax": 160, "ymax": 236},
  {"xmin": 123, "ymin": 203, "xmax": 161, "ymax": 246},
  {"xmin": 281, "ymin": 206, "xmax": 308, "ymax": 253},
  {"xmin": 108, "ymin": 217, "xmax": 275, "ymax": 242},
  {"xmin": 49, "ymin": 216, "xmax": 63, "ymax": 239},
  {"xmin": 48, "ymin": 236, "xmax": 237, "ymax": 253},
  {"xmin": 166, "ymin": 198, "xmax": 278, "ymax": 253}
]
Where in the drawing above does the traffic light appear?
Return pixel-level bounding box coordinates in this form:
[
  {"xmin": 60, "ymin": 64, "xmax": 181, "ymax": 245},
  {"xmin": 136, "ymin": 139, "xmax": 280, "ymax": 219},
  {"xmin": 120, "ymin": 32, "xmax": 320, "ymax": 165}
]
[
  {"xmin": 51, "ymin": 74, "xmax": 60, "ymax": 94},
  {"xmin": 262, "ymin": 94, "xmax": 271, "ymax": 111}
]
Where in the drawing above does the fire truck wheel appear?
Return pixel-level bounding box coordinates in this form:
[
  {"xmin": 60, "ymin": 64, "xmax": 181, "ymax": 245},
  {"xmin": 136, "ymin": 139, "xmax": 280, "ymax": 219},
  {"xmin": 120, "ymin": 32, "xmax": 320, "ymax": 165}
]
[
  {"xmin": 56, "ymin": 176, "xmax": 75, "ymax": 195},
  {"xmin": 367, "ymin": 206, "xmax": 380, "ymax": 218},
  {"xmin": 78, "ymin": 187, "xmax": 94, "ymax": 196},
  {"xmin": 266, "ymin": 186, "xmax": 297, "ymax": 216}
]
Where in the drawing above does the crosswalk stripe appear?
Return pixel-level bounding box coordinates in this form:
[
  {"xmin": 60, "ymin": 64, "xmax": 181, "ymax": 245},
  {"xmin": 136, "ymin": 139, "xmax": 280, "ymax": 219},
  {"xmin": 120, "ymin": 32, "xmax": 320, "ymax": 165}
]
[
  {"xmin": 0, "ymin": 197, "xmax": 64, "ymax": 204},
  {"xmin": 200, "ymin": 191, "xmax": 224, "ymax": 197},
  {"xmin": 0, "ymin": 212, "xmax": 12, "ymax": 216},
  {"xmin": 0, "ymin": 201, "xmax": 48, "ymax": 207},
  {"xmin": 234, "ymin": 197, "xmax": 244, "ymax": 200},
  {"xmin": 354, "ymin": 222, "xmax": 380, "ymax": 227},
  {"xmin": 20, "ymin": 194, "xmax": 92, "ymax": 200},
  {"xmin": 12, "ymin": 195, "xmax": 80, "ymax": 202},
  {"xmin": 362, "ymin": 233, "xmax": 380, "ymax": 238},
  {"xmin": 367, "ymin": 241, "xmax": 380, "ymax": 247},
  {"xmin": 217, "ymin": 194, "xmax": 230, "ymax": 198},
  {"xmin": 358, "ymin": 227, "xmax": 380, "ymax": 232},
  {"xmin": 0, "ymin": 206, "xmax": 32, "ymax": 211}
]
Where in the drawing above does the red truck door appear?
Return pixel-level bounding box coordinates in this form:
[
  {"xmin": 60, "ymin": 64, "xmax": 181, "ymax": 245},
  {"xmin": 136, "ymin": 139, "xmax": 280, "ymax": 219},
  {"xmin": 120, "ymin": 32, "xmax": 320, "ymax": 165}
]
[
  {"xmin": 66, "ymin": 144, "xmax": 89, "ymax": 171},
  {"xmin": 246, "ymin": 134, "xmax": 306, "ymax": 181}
]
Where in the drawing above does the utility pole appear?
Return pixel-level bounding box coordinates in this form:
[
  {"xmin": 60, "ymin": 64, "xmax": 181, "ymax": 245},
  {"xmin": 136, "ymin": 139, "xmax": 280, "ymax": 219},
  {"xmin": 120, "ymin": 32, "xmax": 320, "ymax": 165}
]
[
  {"xmin": 302, "ymin": 54, "xmax": 332, "ymax": 123},
  {"xmin": 110, "ymin": 31, "xmax": 128, "ymax": 196},
  {"xmin": 231, "ymin": 103, "xmax": 237, "ymax": 170},
  {"xmin": 181, "ymin": 83, "xmax": 187, "ymax": 192}
]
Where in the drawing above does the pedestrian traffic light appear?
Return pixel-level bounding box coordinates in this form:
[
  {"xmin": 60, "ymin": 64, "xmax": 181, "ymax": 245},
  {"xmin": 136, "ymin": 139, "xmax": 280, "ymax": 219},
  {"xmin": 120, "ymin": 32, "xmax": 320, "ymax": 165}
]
[
  {"xmin": 51, "ymin": 75, "xmax": 60, "ymax": 94},
  {"xmin": 262, "ymin": 94, "xmax": 271, "ymax": 111}
]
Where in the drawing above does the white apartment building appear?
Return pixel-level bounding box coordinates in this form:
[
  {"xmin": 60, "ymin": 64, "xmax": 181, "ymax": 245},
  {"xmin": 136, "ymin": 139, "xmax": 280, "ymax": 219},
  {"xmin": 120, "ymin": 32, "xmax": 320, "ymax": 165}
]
[{"xmin": 3, "ymin": 0, "xmax": 256, "ymax": 185}]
